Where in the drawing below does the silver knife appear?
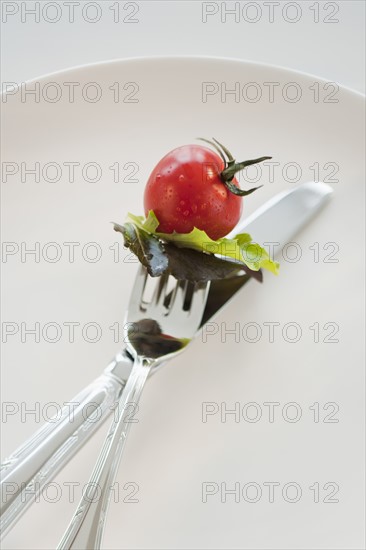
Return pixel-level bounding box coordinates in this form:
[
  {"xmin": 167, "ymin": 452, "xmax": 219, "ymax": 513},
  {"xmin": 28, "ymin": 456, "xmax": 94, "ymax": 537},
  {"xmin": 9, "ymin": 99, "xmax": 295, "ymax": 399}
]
[{"xmin": 0, "ymin": 181, "xmax": 332, "ymax": 538}]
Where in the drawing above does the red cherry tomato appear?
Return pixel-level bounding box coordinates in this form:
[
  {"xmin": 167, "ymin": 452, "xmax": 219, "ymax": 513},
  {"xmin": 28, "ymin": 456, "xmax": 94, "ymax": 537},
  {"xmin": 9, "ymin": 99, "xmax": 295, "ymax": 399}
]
[{"xmin": 143, "ymin": 144, "xmax": 242, "ymax": 240}]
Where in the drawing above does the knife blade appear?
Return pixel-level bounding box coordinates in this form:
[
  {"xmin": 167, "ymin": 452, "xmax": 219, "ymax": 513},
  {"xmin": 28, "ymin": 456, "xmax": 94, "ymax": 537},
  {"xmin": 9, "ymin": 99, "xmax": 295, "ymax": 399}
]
[{"xmin": 201, "ymin": 181, "xmax": 332, "ymax": 326}]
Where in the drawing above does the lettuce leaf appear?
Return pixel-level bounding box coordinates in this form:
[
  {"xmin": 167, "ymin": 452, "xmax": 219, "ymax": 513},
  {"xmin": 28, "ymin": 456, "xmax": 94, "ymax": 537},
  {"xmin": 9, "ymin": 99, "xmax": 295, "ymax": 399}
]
[
  {"xmin": 125, "ymin": 211, "xmax": 279, "ymax": 276},
  {"xmin": 114, "ymin": 222, "xmax": 251, "ymax": 282},
  {"xmin": 114, "ymin": 221, "xmax": 168, "ymax": 277}
]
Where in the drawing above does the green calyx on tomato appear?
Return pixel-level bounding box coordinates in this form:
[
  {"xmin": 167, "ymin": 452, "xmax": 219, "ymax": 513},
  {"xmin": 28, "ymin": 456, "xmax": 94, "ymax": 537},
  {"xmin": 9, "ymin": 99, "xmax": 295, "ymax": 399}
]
[{"xmin": 198, "ymin": 137, "xmax": 272, "ymax": 197}]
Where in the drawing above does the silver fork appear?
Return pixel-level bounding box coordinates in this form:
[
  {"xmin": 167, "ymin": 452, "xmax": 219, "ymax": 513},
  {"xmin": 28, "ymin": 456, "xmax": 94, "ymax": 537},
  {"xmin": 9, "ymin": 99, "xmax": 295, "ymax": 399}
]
[{"xmin": 57, "ymin": 267, "xmax": 210, "ymax": 550}]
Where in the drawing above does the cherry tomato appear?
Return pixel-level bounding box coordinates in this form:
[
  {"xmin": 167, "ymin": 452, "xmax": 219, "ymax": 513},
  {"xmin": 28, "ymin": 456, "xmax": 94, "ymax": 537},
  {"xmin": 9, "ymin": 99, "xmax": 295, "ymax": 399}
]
[{"xmin": 143, "ymin": 141, "xmax": 270, "ymax": 240}]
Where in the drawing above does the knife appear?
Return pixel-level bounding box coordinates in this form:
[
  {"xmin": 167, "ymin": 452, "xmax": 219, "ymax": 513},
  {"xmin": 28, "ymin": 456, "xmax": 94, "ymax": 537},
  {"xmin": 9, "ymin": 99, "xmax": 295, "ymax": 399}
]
[{"xmin": 0, "ymin": 181, "xmax": 332, "ymax": 538}]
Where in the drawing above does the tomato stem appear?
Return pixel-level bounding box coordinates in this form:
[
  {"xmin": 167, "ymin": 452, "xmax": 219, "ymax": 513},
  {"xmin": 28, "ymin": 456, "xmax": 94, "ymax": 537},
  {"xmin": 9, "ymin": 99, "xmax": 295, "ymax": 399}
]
[
  {"xmin": 198, "ymin": 137, "xmax": 272, "ymax": 197},
  {"xmin": 221, "ymin": 156, "xmax": 272, "ymax": 182},
  {"xmin": 197, "ymin": 137, "xmax": 227, "ymax": 165}
]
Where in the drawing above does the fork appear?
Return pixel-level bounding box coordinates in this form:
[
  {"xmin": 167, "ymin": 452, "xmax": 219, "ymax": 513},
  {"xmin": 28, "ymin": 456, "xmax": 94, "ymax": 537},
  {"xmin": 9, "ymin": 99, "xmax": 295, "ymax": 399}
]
[{"xmin": 57, "ymin": 267, "xmax": 210, "ymax": 549}]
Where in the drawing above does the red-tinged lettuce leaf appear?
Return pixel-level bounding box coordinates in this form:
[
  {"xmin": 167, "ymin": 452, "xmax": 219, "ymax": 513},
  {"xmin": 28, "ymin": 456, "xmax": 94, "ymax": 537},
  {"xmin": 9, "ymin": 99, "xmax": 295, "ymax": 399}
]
[
  {"xmin": 114, "ymin": 221, "xmax": 256, "ymax": 282},
  {"xmin": 125, "ymin": 211, "xmax": 279, "ymax": 276},
  {"xmin": 114, "ymin": 222, "xmax": 168, "ymax": 277}
]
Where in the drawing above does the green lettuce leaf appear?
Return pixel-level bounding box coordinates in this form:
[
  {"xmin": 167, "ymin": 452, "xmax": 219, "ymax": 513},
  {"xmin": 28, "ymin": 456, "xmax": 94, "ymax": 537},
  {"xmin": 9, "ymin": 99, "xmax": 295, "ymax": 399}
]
[
  {"xmin": 114, "ymin": 221, "xmax": 249, "ymax": 282},
  {"xmin": 125, "ymin": 210, "xmax": 279, "ymax": 276}
]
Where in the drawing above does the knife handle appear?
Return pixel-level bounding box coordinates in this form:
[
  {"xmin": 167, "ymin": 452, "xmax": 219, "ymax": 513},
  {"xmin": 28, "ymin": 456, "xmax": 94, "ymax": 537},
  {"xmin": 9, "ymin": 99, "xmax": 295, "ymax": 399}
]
[{"xmin": 0, "ymin": 350, "xmax": 133, "ymax": 540}]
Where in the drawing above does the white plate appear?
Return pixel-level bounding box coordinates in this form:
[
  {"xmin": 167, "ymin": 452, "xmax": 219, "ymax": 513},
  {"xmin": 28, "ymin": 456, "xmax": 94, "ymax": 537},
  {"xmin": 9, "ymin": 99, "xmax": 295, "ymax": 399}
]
[{"xmin": 2, "ymin": 57, "xmax": 365, "ymax": 550}]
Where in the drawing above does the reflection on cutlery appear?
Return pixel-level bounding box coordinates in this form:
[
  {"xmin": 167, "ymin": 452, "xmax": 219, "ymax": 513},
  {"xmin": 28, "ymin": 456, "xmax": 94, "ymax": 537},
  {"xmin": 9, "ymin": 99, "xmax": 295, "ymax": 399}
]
[{"xmin": 0, "ymin": 182, "xmax": 333, "ymax": 540}]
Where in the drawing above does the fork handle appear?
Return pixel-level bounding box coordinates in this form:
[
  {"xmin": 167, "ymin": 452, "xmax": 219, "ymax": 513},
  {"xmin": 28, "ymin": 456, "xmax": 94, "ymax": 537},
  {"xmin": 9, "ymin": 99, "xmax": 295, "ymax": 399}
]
[
  {"xmin": 57, "ymin": 356, "xmax": 152, "ymax": 550},
  {"xmin": 0, "ymin": 351, "xmax": 133, "ymax": 540}
]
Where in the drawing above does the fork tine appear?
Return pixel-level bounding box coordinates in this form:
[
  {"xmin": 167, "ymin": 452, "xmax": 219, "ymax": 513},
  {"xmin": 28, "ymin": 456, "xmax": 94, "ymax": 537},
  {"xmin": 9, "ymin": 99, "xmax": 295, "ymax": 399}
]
[
  {"xmin": 172, "ymin": 279, "xmax": 189, "ymax": 311},
  {"xmin": 130, "ymin": 265, "xmax": 148, "ymax": 309},
  {"xmin": 151, "ymin": 271, "xmax": 170, "ymax": 305},
  {"xmin": 163, "ymin": 277, "xmax": 178, "ymax": 311},
  {"xmin": 188, "ymin": 282, "xmax": 211, "ymax": 325}
]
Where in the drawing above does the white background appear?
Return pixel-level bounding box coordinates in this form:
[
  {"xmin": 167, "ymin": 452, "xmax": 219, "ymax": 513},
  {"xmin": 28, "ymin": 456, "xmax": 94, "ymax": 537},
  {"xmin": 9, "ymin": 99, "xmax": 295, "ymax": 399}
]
[{"xmin": 0, "ymin": 0, "xmax": 365, "ymax": 92}]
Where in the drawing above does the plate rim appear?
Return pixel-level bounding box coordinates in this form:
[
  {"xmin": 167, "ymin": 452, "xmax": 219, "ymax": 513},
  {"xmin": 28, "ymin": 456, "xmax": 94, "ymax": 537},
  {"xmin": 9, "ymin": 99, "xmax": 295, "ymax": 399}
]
[{"xmin": 1, "ymin": 55, "xmax": 364, "ymax": 100}]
